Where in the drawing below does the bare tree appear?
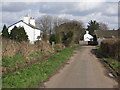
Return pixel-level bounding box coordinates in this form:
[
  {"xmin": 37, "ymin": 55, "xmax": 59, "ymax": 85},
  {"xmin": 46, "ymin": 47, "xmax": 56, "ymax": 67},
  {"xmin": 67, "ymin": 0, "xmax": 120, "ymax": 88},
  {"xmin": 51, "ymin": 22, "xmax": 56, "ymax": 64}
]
[
  {"xmin": 36, "ymin": 15, "xmax": 70, "ymax": 41},
  {"xmin": 53, "ymin": 17, "xmax": 70, "ymax": 33},
  {"xmin": 99, "ymin": 22, "xmax": 108, "ymax": 30},
  {"xmin": 36, "ymin": 15, "xmax": 53, "ymax": 34},
  {"xmin": 36, "ymin": 15, "xmax": 53, "ymax": 41}
]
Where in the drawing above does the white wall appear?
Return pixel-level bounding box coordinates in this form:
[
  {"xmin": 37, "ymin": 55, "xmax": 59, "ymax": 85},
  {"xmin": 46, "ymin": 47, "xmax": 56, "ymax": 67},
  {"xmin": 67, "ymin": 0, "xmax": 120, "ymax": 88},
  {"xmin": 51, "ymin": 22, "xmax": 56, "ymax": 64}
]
[
  {"xmin": 8, "ymin": 21, "xmax": 41, "ymax": 43},
  {"xmin": 35, "ymin": 29, "xmax": 41, "ymax": 41},
  {"xmin": 84, "ymin": 34, "xmax": 93, "ymax": 41}
]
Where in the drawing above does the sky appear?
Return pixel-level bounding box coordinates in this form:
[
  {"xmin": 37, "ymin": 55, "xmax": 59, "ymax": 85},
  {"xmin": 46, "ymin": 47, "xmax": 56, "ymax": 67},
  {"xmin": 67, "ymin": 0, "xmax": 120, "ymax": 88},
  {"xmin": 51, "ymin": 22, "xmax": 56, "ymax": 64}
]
[{"xmin": 0, "ymin": 0, "xmax": 119, "ymax": 31}]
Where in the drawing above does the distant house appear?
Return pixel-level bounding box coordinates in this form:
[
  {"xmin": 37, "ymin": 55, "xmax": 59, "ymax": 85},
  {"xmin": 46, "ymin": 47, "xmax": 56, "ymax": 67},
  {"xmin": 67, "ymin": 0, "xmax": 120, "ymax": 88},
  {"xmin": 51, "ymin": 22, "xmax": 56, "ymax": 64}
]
[
  {"xmin": 84, "ymin": 31, "xmax": 93, "ymax": 41},
  {"xmin": 8, "ymin": 15, "xmax": 42, "ymax": 44},
  {"xmin": 94, "ymin": 30, "xmax": 119, "ymax": 45}
]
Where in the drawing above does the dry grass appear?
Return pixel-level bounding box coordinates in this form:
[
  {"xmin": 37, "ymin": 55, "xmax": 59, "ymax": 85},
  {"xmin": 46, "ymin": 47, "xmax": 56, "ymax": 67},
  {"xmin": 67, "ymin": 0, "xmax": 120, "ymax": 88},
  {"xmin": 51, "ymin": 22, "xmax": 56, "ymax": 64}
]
[
  {"xmin": 2, "ymin": 39, "xmax": 54, "ymax": 58},
  {"xmin": 2, "ymin": 39, "xmax": 55, "ymax": 74},
  {"xmin": 35, "ymin": 40, "xmax": 54, "ymax": 56}
]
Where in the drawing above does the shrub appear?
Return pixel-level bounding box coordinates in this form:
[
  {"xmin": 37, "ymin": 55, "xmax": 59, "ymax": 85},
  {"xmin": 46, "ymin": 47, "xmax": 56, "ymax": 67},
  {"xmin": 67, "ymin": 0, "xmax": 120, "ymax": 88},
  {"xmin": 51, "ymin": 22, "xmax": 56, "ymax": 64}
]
[
  {"xmin": 100, "ymin": 39, "xmax": 120, "ymax": 61},
  {"xmin": 62, "ymin": 31, "xmax": 73, "ymax": 47},
  {"xmin": 2, "ymin": 39, "xmax": 54, "ymax": 58},
  {"xmin": 18, "ymin": 41, "xmax": 37, "ymax": 56},
  {"xmin": 35, "ymin": 40, "xmax": 54, "ymax": 56},
  {"xmin": 49, "ymin": 34, "xmax": 61, "ymax": 45},
  {"xmin": 2, "ymin": 39, "xmax": 20, "ymax": 57},
  {"xmin": 49, "ymin": 34, "xmax": 56, "ymax": 45},
  {"xmin": 53, "ymin": 44, "xmax": 65, "ymax": 52}
]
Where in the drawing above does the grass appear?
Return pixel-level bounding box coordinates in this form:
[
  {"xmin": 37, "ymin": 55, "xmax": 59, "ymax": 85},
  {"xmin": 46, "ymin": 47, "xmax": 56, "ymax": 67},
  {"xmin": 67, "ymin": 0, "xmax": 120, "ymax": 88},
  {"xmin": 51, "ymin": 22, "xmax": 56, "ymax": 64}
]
[
  {"xmin": 29, "ymin": 52, "xmax": 42, "ymax": 58},
  {"xmin": 102, "ymin": 58, "xmax": 120, "ymax": 71},
  {"xmin": 2, "ymin": 46, "xmax": 80, "ymax": 88},
  {"xmin": 96, "ymin": 48, "xmax": 120, "ymax": 77},
  {"xmin": 2, "ymin": 54, "xmax": 25, "ymax": 68},
  {"xmin": 2, "ymin": 52, "xmax": 43, "ymax": 68}
]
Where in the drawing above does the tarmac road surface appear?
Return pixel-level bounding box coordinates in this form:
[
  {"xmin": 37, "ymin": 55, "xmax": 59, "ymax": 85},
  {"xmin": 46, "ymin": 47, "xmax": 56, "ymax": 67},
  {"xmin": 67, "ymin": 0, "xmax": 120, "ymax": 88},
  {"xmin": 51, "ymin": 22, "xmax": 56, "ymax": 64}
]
[{"xmin": 43, "ymin": 46, "xmax": 118, "ymax": 88}]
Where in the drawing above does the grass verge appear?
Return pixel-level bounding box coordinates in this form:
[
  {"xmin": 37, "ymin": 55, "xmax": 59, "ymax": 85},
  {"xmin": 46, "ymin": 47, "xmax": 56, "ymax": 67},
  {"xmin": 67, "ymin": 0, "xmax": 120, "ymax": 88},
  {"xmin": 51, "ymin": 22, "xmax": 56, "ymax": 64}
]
[
  {"xmin": 3, "ymin": 52, "xmax": 43, "ymax": 68},
  {"xmin": 2, "ymin": 51, "xmax": 43, "ymax": 74},
  {"xmin": 96, "ymin": 48, "xmax": 120, "ymax": 77},
  {"xmin": 2, "ymin": 54, "xmax": 25, "ymax": 68},
  {"xmin": 101, "ymin": 58, "xmax": 120, "ymax": 77},
  {"xmin": 2, "ymin": 45, "xmax": 80, "ymax": 88}
]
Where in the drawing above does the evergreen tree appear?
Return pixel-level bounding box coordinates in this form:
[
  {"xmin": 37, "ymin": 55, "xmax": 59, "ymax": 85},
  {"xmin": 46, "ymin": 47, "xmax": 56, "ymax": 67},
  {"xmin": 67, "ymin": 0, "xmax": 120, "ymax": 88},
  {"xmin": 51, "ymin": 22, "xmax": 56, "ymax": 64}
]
[
  {"xmin": 18, "ymin": 27, "xmax": 28, "ymax": 42},
  {"xmin": 10, "ymin": 26, "xmax": 18, "ymax": 40},
  {"xmin": 2, "ymin": 24, "xmax": 10, "ymax": 38},
  {"xmin": 87, "ymin": 20, "xmax": 99, "ymax": 35},
  {"xmin": 10, "ymin": 26, "xmax": 28, "ymax": 42}
]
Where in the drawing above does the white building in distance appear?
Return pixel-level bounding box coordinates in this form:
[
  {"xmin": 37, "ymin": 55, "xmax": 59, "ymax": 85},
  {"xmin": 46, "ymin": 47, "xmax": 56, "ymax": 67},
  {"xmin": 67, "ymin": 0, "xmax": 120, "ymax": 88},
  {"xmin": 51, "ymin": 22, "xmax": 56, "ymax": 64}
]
[
  {"xmin": 8, "ymin": 15, "xmax": 42, "ymax": 44},
  {"xmin": 84, "ymin": 31, "xmax": 93, "ymax": 41}
]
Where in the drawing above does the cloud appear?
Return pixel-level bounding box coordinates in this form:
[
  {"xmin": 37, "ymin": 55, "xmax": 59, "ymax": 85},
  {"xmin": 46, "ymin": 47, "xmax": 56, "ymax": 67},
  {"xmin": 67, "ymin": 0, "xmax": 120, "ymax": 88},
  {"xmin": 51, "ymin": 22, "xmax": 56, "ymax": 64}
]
[
  {"xmin": 56, "ymin": 11, "xmax": 118, "ymax": 29},
  {"xmin": 0, "ymin": 2, "xmax": 118, "ymax": 31},
  {"xmin": 2, "ymin": 6, "xmax": 46, "ymax": 28},
  {"xmin": 1, "ymin": 0, "xmax": 119, "ymax": 2},
  {"xmin": 2, "ymin": 2, "xmax": 28, "ymax": 12},
  {"xmin": 105, "ymin": 3, "xmax": 118, "ymax": 15},
  {"xmin": 2, "ymin": 2, "xmax": 40, "ymax": 12},
  {"xmin": 75, "ymin": 0, "xmax": 106, "ymax": 11}
]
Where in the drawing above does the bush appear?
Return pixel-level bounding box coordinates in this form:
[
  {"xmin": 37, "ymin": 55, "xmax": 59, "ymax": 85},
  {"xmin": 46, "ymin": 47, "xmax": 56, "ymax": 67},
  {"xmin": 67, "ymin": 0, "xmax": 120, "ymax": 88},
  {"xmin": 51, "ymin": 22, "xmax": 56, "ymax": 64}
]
[
  {"xmin": 53, "ymin": 44, "xmax": 65, "ymax": 52},
  {"xmin": 49, "ymin": 34, "xmax": 56, "ymax": 45},
  {"xmin": 49, "ymin": 34, "xmax": 61, "ymax": 45},
  {"xmin": 2, "ymin": 39, "xmax": 20, "ymax": 57},
  {"xmin": 34, "ymin": 40, "xmax": 54, "ymax": 56},
  {"xmin": 19, "ymin": 41, "xmax": 37, "ymax": 56},
  {"xmin": 2, "ymin": 39, "xmax": 54, "ymax": 58},
  {"xmin": 62, "ymin": 31, "xmax": 73, "ymax": 47},
  {"xmin": 100, "ymin": 39, "xmax": 120, "ymax": 61}
]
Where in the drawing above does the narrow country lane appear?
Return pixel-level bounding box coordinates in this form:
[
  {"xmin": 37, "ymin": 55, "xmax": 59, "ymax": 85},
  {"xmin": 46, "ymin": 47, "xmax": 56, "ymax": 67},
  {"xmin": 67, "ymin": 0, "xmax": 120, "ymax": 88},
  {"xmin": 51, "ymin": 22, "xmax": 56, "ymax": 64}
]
[{"xmin": 43, "ymin": 46, "xmax": 118, "ymax": 88}]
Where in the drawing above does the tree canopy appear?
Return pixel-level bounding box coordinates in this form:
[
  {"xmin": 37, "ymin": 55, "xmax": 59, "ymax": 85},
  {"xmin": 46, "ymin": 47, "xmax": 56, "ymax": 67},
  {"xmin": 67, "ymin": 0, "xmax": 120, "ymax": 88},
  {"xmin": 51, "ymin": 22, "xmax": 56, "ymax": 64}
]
[
  {"xmin": 57, "ymin": 20, "xmax": 84, "ymax": 46},
  {"xmin": 87, "ymin": 20, "xmax": 99, "ymax": 35}
]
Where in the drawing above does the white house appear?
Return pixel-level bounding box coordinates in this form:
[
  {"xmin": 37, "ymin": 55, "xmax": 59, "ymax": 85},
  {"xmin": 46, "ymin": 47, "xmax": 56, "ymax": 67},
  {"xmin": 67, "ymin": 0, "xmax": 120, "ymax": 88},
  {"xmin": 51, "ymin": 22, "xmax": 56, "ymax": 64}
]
[
  {"xmin": 84, "ymin": 31, "xmax": 93, "ymax": 41},
  {"xmin": 8, "ymin": 15, "xmax": 42, "ymax": 44}
]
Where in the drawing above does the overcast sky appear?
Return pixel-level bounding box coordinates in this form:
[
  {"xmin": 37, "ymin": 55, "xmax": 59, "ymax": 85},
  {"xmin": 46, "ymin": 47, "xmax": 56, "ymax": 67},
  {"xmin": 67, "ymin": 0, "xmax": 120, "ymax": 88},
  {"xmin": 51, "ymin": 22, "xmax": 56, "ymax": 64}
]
[{"xmin": 0, "ymin": 0, "xmax": 119, "ymax": 31}]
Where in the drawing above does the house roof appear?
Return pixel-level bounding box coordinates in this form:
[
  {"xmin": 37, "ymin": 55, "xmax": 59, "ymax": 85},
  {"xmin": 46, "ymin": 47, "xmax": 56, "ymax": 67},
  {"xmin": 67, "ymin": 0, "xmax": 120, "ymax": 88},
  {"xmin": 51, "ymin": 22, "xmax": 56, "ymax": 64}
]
[
  {"xmin": 94, "ymin": 30, "xmax": 119, "ymax": 38},
  {"xmin": 28, "ymin": 24, "xmax": 39, "ymax": 29},
  {"xmin": 8, "ymin": 20, "xmax": 40, "ymax": 30}
]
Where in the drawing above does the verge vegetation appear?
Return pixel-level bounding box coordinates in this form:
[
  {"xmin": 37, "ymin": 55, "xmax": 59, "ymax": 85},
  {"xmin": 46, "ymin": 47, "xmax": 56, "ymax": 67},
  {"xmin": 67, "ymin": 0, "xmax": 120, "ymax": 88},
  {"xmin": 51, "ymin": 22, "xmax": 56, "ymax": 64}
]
[
  {"xmin": 96, "ymin": 39, "xmax": 120, "ymax": 77},
  {"xmin": 2, "ymin": 39, "xmax": 55, "ymax": 74},
  {"xmin": 2, "ymin": 45, "xmax": 80, "ymax": 88}
]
